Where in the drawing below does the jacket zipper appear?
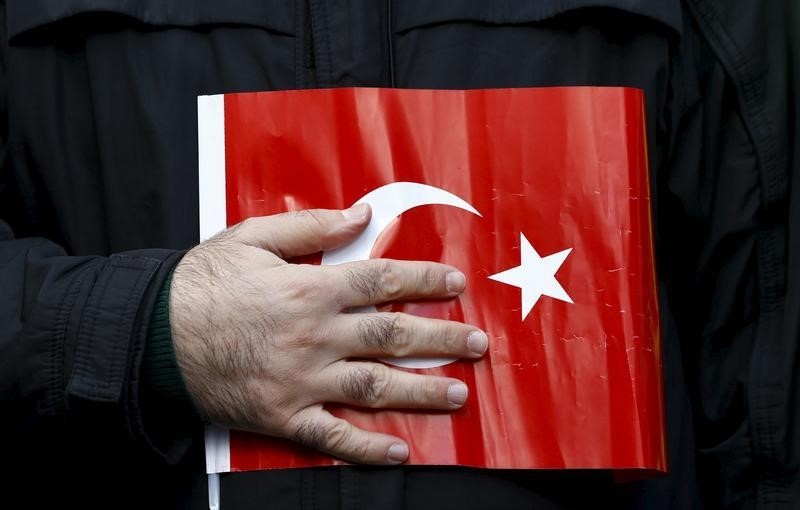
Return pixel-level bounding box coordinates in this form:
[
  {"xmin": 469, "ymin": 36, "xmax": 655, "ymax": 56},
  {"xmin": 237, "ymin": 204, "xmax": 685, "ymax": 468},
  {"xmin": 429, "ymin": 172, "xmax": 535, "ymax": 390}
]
[
  {"xmin": 304, "ymin": 0, "xmax": 317, "ymax": 85},
  {"xmin": 387, "ymin": 0, "xmax": 396, "ymax": 86}
]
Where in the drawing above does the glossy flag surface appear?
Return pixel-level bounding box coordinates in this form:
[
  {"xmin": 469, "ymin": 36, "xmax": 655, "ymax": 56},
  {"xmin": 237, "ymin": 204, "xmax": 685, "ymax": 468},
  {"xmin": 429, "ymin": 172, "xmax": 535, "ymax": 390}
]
[{"xmin": 198, "ymin": 87, "xmax": 666, "ymax": 474}]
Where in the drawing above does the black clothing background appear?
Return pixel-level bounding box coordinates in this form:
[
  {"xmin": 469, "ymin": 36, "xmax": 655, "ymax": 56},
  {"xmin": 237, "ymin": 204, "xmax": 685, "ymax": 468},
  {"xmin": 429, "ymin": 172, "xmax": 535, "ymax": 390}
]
[{"xmin": 0, "ymin": 1, "xmax": 797, "ymax": 509}]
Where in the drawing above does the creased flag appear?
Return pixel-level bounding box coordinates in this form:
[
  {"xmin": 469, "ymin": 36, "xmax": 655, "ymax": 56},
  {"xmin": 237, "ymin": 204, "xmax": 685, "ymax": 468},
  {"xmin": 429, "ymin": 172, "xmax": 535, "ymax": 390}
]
[{"xmin": 198, "ymin": 87, "xmax": 666, "ymax": 474}]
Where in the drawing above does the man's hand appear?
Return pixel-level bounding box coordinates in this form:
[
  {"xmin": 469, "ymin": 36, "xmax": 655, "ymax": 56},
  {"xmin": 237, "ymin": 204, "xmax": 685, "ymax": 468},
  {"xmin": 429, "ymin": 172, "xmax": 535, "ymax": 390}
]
[{"xmin": 169, "ymin": 204, "xmax": 488, "ymax": 465}]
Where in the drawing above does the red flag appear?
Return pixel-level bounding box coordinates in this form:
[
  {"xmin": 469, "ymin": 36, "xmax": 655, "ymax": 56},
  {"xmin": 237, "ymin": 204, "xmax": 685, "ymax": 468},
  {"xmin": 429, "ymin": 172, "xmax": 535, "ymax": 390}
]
[{"xmin": 198, "ymin": 87, "xmax": 665, "ymax": 474}]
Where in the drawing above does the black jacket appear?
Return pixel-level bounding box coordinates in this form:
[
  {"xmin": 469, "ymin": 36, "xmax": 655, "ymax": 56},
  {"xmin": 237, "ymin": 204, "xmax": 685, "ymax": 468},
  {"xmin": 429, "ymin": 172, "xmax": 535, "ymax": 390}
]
[{"xmin": 0, "ymin": 1, "xmax": 797, "ymax": 509}]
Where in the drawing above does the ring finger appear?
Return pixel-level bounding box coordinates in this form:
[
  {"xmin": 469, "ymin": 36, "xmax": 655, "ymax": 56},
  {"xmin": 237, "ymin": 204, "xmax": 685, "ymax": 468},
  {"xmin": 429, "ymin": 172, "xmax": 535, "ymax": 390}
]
[{"xmin": 319, "ymin": 361, "xmax": 469, "ymax": 410}]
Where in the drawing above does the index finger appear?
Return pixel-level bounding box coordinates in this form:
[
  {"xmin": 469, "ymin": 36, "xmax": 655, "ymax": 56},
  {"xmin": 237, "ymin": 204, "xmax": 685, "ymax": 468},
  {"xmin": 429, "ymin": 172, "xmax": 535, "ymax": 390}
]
[{"xmin": 329, "ymin": 259, "xmax": 467, "ymax": 307}]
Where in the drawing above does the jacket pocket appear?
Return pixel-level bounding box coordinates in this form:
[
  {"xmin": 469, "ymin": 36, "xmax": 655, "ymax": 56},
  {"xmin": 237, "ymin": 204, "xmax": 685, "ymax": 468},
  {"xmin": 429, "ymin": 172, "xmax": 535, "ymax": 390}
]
[{"xmin": 391, "ymin": 0, "xmax": 679, "ymax": 90}]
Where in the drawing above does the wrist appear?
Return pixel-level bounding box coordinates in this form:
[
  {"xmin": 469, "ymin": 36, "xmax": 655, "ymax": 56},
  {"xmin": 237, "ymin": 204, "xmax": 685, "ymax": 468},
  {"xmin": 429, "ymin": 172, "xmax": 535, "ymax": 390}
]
[{"xmin": 142, "ymin": 272, "xmax": 208, "ymax": 428}]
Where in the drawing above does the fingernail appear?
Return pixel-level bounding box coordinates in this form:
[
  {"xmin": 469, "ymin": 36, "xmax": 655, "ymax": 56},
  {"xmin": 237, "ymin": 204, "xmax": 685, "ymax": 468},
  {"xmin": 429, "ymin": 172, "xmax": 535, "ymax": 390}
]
[
  {"xmin": 387, "ymin": 443, "xmax": 409, "ymax": 463},
  {"xmin": 445, "ymin": 271, "xmax": 466, "ymax": 293},
  {"xmin": 342, "ymin": 203, "xmax": 369, "ymax": 221},
  {"xmin": 467, "ymin": 331, "xmax": 488, "ymax": 355},
  {"xmin": 447, "ymin": 383, "xmax": 468, "ymax": 406}
]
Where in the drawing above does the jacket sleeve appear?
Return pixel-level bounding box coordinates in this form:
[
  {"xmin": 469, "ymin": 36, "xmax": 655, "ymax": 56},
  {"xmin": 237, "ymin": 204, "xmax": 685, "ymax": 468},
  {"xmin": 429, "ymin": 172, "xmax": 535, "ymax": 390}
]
[
  {"xmin": 0, "ymin": 18, "xmax": 198, "ymax": 464},
  {"xmin": 0, "ymin": 220, "xmax": 196, "ymax": 460}
]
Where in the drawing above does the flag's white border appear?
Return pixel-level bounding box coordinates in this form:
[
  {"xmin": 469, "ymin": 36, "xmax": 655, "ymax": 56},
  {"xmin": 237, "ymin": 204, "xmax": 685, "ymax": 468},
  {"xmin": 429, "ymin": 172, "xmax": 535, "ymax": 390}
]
[
  {"xmin": 198, "ymin": 94, "xmax": 228, "ymax": 243},
  {"xmin": 198, "ymin": 94, "xmax": 232, "ymax": 482},
  {"xmin": 204, "ymin": 424, "xmax": 231, "ymax": 474}
]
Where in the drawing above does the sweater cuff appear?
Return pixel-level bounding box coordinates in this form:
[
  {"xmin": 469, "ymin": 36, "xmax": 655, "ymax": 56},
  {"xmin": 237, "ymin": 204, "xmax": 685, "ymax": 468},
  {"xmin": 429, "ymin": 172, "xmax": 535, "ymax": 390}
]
[{"xmin": 141, "ymin": 272, "xmax": 207, "ymax": 455}]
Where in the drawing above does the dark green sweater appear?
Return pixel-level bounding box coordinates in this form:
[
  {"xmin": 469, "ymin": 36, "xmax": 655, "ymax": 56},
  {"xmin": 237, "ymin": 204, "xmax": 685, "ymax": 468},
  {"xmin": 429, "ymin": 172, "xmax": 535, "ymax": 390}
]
[{"xmin": 142, "ymin": 274, "xmax": 207, "ymax": 452}]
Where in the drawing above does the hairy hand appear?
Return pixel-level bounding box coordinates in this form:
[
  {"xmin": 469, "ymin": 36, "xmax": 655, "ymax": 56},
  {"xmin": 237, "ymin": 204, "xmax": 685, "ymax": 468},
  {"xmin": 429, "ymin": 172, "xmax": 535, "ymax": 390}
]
[{"xmin": 169, "ymin": 204, "xmax": 488, "ymax": 464}]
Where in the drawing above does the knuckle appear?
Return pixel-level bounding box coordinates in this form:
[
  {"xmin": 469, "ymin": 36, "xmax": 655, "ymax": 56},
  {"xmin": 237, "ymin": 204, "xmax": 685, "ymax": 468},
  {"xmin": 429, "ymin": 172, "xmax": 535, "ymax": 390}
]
[
  {"xmin": 325, "ymin": 423, "xmax": 349, "ymax": 452},
  {"xmin": 300, "ymin": 278, "xmax": 326, "ymax": 300},
  {"xmin": 357, "ymin": 314, "xmax": 402, "ymax": 353},
  {"xmin": 421, "ymin": 265, "xmax": 441, "ymax": 291},
  {"xmin": 401, "ymin": 380, "xmax": 426, "ymax": 404},
  {"xmin": 324, "ymin": 420, "xmax": 369, "ymax": 459},
  {"xmin": 344, "ymin": 262, "xmax": 381, "ymax": 301},
  {"xmin": 353, "ymin": 441, "xmax": 371, "ymax": 462},
  {"xmin": 284, "ymin": 268, "xmax": 328, "ymax": 302},
  {"xmin": 287, "ymin": 280, "xmax": 317, "ymax": 302},
  {"xmin": 405, "ymin": 377, "xmax": 440, "ymax": 406},
  {"xmin": 292, "ymin": 418, "xmax": 327, "ymax": 451},
  {"xmin": 338, "ymin": 365, "xmax": 388, "ymax": 405},
  {"xmin": 379, "ymin": 263, "xmax": 403, "ymax": 300},
  {"xmin": 435, "ymin": 322, "xmax": 459, "ymax": 346},
  {"xmin": 287, "ymin": 328, "xmax": 325, "ymax": 350},
  {"xmin": 298, "ymin": 209, "xmax": 329, "ymax": 232},
  {"xmin": 428, "ymin": 379, "xmax": 448, "ymax": 402},
  {"xmin": 322, "ymin": 420, "xmax": 356, "ymax": 454}
]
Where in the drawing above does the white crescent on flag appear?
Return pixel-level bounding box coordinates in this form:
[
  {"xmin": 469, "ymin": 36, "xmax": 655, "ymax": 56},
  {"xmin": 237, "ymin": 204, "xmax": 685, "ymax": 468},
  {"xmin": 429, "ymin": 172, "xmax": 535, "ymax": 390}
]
[{"xmin": 321, "ymin": 181, "xmax": 482, "ymax": 369}]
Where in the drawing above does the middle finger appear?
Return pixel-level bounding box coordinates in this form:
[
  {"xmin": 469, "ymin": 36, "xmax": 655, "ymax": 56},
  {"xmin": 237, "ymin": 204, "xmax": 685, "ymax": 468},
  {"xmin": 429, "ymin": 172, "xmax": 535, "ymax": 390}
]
[{"xmin": 332, "ymin": 312, "xmax": 488, "ymax": 360}]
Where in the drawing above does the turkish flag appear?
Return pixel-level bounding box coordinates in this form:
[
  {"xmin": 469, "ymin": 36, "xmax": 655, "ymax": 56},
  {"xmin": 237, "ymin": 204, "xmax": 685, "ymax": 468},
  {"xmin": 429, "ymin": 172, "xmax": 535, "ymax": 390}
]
[{"xmin": 198, "ymin": 87, "xmax": 665, "ymax": 474}]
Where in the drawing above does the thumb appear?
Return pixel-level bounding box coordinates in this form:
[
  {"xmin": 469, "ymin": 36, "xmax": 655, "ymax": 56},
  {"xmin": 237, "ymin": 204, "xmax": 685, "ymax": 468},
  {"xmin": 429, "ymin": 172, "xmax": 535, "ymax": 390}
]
[{"xmin": 232, "ymin": 204, "xmax": 371, "ymax": 259}]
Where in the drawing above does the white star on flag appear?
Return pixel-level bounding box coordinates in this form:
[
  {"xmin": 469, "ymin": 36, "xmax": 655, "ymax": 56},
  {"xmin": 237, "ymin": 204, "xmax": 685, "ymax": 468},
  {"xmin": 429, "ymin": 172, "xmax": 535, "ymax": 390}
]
[{"xmin": 489, "ymin": 233, "xmax": 574, "ymax": 320}]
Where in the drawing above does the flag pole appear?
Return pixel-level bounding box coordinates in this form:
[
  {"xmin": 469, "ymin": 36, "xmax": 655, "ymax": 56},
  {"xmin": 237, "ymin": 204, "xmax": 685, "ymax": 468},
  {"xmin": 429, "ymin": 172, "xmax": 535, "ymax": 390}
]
[{"xmin": 208, "ymin": 473, "xmax": 220, "ymax": 510}]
